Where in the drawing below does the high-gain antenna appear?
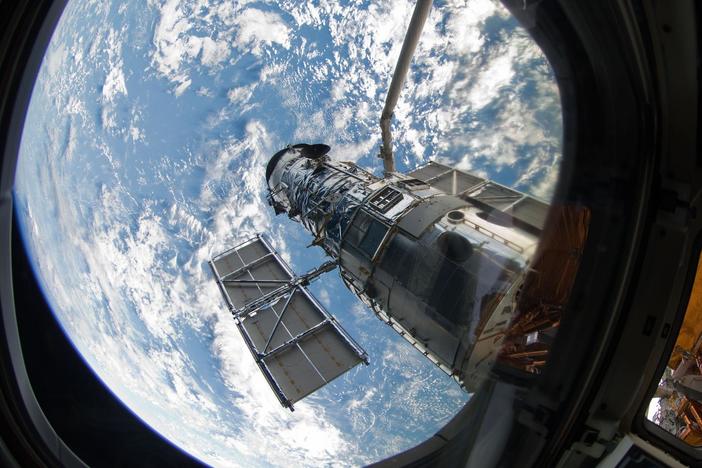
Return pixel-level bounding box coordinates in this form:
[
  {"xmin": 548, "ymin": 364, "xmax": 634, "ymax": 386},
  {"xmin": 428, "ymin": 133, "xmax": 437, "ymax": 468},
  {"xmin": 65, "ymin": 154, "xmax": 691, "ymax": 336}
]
[{"xmin": 379, "ymin": 0, "xmax": 434, "ymax": 176}]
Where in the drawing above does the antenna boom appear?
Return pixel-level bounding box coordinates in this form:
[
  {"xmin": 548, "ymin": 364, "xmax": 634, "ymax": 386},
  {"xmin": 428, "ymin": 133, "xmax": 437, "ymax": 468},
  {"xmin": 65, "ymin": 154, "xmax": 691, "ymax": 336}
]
[{"xmin": 380, "ymin": 0, "xmax": 434, "ymax": 175}]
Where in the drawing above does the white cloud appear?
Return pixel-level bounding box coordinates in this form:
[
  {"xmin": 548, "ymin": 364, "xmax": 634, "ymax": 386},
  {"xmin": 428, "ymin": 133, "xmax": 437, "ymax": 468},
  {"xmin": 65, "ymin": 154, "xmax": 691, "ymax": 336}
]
[
  {"xmin": 227, "ymin": 84, "xmax": 255, "ymax": 105},
  {"xmin": 65, "ymin": 96, "xmax": 84, "ymax": 115},
  {"xmin": 45, "ymin": 43, "xmax": 67, "ymax": 76},
  {"xmin": 174, "ymin": 78, "xmax": 192, "ymax": 96},
  {"xmin": 150, "ymin": 2, "xmax": 288, "ymax": 96},
  {"xmin": 33, "ymin": 115, "xmax": 364, "ymax": 464},
  {"xmin": 196, "ymin": 86, "xmax": 214, "ymax": 97},
  {"xmin": 233, "ymin": 9, "xmax": 291, "ymax": 56},
  {"xmin": 528, "ymin": 156, "xmax": 561, "ymax": 199},
  {"xmin": 129, "ymin": 126, "xmax": 144, "ymax": 142},
  {"xmin": 186, "ymin": 35, "xmax": 230, "ymax": 66},
  {"xmin": 330, "ymin": 138, "xmax": 377, "ymax": 164},
  {"xmin": 100, "ymin": 105, "xmax": 117, "ymax": 130},
  {"xmin": 151, "ymin": 0, "xmax": 193, "ymax": 90},
  {"xmin": 210, "ymin": 316, "xmax": 353, "ymax": 466},
  {"xmin": 274, "ymin": 0, "xmax": 562, "ymax": 185},
  {"xmin": 443, "ymin": 0, "xmax": 501, "ymax": 54},
  {"xmin": 200, "ymin": 37, "xmax": 230, "ymax": 66},
  {"xmin": 103, "ymin": 63, "xmax": 128, "ymax": 101},
  {"xmin": 332, "ymin": 105, "xmax": 353, "ymax": 130},
  {"xmin": 318, "ymin": 288, "xmax": 331, "ymax": 307},
  {"xmin": 466, "ymin": 44, "xmax": 516, "ymax": 110},
  {"xmin": 293, "ymin": 109, "xmax": 326, "ymax": 141}
]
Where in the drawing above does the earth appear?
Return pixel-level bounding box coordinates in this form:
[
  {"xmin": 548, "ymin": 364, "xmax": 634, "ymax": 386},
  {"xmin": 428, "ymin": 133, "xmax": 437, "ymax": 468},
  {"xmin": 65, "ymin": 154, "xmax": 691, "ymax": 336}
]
[{"xmin": 13, "ymin": 0, "xmax": 561, "ymax": 466}]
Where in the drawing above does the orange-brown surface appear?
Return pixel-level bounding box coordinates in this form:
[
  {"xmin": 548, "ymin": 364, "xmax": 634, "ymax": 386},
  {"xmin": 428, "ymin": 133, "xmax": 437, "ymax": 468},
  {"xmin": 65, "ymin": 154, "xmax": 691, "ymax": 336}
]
[
  {"xmin": 498, "ymin": 205, "xmax": 591, "ymax": 373},
  {"xmin": 669, "ymin": 255, "xmax": 702, "ymax": 370}
]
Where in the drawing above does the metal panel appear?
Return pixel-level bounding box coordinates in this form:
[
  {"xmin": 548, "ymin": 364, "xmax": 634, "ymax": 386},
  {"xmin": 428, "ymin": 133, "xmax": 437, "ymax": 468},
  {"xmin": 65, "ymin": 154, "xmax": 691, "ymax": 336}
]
[
  {"xmin": 212, "ymin": 237, "xmax": 292, "ymax": 310},
  {"xmin": 238, "ymin": 289, "xmax": 365, "ymax": 405},
  {"xmin": 212, "ymin": 249, "xmax": 244, "ymax": 276},
  {"xmin": 397, "ymin": 195, "xmax": 468, "ymax": 237},
  {"xmin": 237, "ymin": 239, "xmax": 269, "ymax": 264},
  {"xmin": 454, "ymin": 171, "xmax": 484, "ymax": 194},
  {"xmin": 242, "ymin": 303, "xmax": 287, "ymax": 350},
  {"xmin": 241, "ymin": 289, "xmax": 327, "ymax": 352},
  {"xmin": 369, "ymin": 186, "xmax": 404, "ymax": 213},
  {"xmin": 260, "ymin": 321, "xmax": 367, "ymax": 404},
  {"xmin": 407, "ymin": 162, "xmax": 549, "ymax": 231},
  {"xmin": 298, "ymin": 326, "xmax": 365, "ymax": 381},
  {"xmin": 407, "ymin": 161, "xmax": 451, "ymax": 181},
  {"xmin": 431, "ymin": 170, "xmax": 483, "ymax": 195},
  {"xmin": 509, "ymin": 197, "xmax": 549, "ymax": 230},
  {"xmin": 468, "ymin": 182, "xmax": 522, "ymax": 210},
  {"xmin": 408, "ymin": 161, "xmax": 483, "ymax": 195},
  {"xmin": 210, "ymin": 235, "xmax": 368, "ymax": 409},
  {"xmin": 262, "ymin": 346, "xmax": 325, "ymax": 403}
]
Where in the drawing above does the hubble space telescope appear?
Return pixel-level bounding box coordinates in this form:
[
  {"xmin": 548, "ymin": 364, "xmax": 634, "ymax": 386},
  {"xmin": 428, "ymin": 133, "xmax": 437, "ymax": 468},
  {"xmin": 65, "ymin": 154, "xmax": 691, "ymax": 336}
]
[
  {"xmin": 210, "ymin": 140, "xmax": 588, "ymax": 410},
  {"xmin": 209, "ymin": 0, "xmax": 587, "ymax": 410},
  {"xmin": 214, "ymin": 143, "xmax": 547, "ymax": 407}
]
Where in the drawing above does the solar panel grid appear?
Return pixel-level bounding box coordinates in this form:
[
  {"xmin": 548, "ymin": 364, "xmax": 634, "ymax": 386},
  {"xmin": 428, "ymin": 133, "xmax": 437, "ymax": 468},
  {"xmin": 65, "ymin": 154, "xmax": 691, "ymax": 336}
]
[{"xmin": 210, "ymin": 235, "xmax": 367, "ymax": 408}]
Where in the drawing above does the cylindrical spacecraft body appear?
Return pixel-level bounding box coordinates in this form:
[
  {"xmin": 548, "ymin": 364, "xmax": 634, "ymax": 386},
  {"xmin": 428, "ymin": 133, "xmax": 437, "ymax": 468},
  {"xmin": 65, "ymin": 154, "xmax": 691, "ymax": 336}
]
[{"xmin": 266, "ymin": 144, "xmax": 541, "ymax": 388}]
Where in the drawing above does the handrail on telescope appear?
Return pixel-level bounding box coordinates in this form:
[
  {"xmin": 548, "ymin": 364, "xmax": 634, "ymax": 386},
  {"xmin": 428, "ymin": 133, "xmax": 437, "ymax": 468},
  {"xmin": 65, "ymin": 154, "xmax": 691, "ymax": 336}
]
[{"xmin": 379, "ymin": 0, "xmax": 433, "ymax": 176}]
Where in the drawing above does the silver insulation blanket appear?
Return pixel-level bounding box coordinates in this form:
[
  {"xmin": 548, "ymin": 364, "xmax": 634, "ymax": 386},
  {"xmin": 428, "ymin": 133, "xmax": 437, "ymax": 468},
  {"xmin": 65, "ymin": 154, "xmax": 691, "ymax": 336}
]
[{"xmin": 268, "ymin": 148, "xmax": 378, "ymax": 255}]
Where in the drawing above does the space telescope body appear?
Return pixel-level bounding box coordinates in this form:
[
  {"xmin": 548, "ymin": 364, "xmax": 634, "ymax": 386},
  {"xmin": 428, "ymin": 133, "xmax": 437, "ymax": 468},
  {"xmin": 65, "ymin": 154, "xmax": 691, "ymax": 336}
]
[{"xmin": 265, "ymin": 144, "xmax": 549, "ymax": 390}]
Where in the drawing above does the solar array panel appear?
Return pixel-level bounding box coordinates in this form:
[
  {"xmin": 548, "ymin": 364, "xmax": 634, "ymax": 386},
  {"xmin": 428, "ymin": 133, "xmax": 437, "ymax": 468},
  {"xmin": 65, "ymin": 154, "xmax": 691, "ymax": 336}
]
[{"xmin": 210, "ymin": 236, "xmax": 367, "ymax": 409}]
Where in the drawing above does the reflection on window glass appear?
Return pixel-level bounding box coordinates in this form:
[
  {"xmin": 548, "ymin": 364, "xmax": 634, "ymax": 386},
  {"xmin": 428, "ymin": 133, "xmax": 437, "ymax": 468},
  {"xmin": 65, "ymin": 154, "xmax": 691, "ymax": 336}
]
[
  {"xmin": 495, "ymin": 206, "xmax": 590, "ymax": 377},
  {"xmin": 648, "ymin": 254, "xmax": 702, "ymax": 445}
]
